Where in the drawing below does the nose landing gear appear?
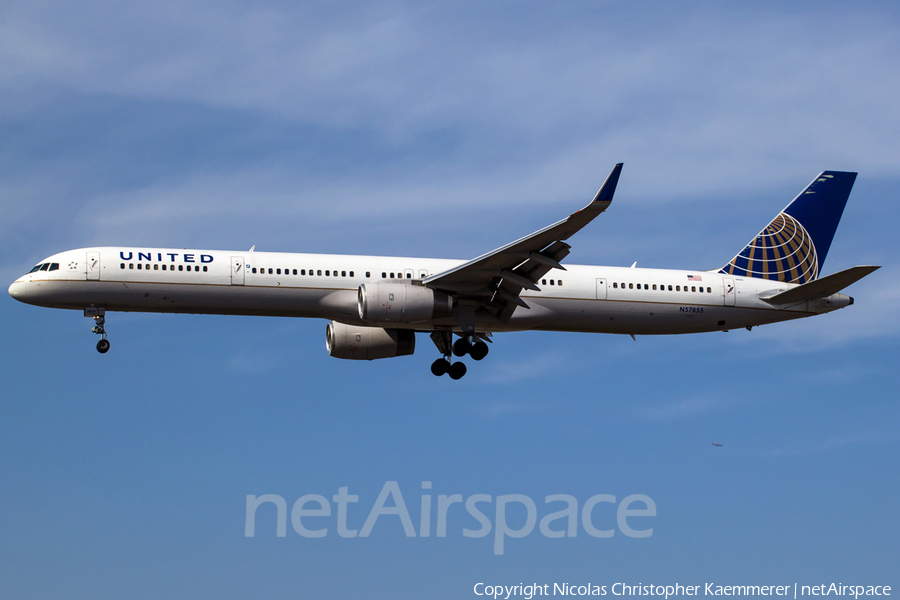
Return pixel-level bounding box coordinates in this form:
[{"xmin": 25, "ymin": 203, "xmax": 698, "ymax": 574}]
[{"xmin": 85, "ymin": 307, "xmax": 110, "ymax": 353}]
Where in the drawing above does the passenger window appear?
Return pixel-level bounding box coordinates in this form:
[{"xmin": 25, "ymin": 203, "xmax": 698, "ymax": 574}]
[
  {"xmin": 550, "ymin": 280, "xmax": 555, "ymax": 286},
  {"xmin": 707, "ymin": 287, "xmax": 711, "ymax": 293},
  {"xmin": 120, "ymin": 263, "xmax": 125, "ymax": 269},
  {"xmin": 317, "ymin": 270, "xmax": 322, "ymax": 276},
  {"xmin": 350, "ymin": 271, "xmax": 354, "ymax": 277},
  {"xmin": 138, "ymin": 264, "xmax": 142, "ymax": 270},
  {"xmin": 542, "ymin": 279, "xmax": 547, "ymax": 285},
  {"xmin": 276, "ymin": 269, "xmax": 281, "ymax": 275},
  {"xmin": 406, "ymin": 273, "xmax": 411, "ymax": 278},
  {"xmin": 300, "ymin": 269, "xmax": 305, "ymax": 275},
  {"xmin": 129, "ymin": 264, "xmax": 134, "ymax": 269},
  {"xmin": 691, "ymin": 286, "xmax": 696, "ymax": 292},
  {"xmin": 613, "ymin": 282, "xmax": 617, "ymax": 288},
  {"xmin": 334, "ymin": 271, "xmax": 338, "ymax": 277},
  {"xmin": 194, "ymin": 266, "xmax": 199, "ymax": 272},
  {"xmin": 390, "ymin": 272, "xmax": 395, "ymax": 278},
  {"xmin": 558, "ymin": 280, "xmax": 562, "ymax": 286},
  {"xmin": 652, "ymin": 284, "xmax": 657, "ymax": 290},
  {"xmin": 366, "ymin": 272, "xmax": 371, "ymax": 278},
  {"xmin": 154, "ymin": 264, "xmax": 158, "ymax": 270},
  {"xmin": 252, "ymin": 268, "xmax": 256, "ymax": 273},
  {"xmin": 675, "ymin": 285, "xmax": 680, "ymax": 291},
  {"xmin": 342, "ymin": 271, "xmax": 346, "ymax": 277},
  {"xmin": 293, "ymin": 269, "xmax": 297, "ymax": 275},
  {"xmin": 699, "ymin": 286, "xmax": 703, "ymax": 293},
  {"xmin": 629, "ymin": 283, "xmax": 633, "ymax": 289},
  {"xmin": 668, "ymin": 285, "xmax": 672, "ymax": 291},
  {"xmin": 203, "ymin": 266, "xmax": 208, "ymax": 272}
]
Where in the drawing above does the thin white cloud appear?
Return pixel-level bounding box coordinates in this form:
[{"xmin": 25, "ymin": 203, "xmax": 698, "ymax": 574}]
[
  {"xmin": 3, "ymin": 2, "xmax": 900, "ymax": 195},
  {"xmin": 753, "ymin": 429, "xmax": 892, "ymax": 458},
  {"xmin": 480, "ymin": 349, "xmax": 571, "ymax": 386},
  {"xmin": 634, "ymin": 395, "xmax": 728, "ymax": 421}
]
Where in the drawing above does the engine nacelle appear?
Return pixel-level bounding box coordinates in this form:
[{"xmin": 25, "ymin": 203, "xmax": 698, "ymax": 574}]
[
  {"xmin": 357, "ymin": 282, "xmax": 452, "ymax": 324},
  {"xmin": 325, "ymin": 321, "xmax": 415, "ymax": 360}
]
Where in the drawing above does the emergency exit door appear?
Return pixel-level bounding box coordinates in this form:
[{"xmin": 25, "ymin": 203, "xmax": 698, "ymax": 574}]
[
  {"xmin": 86, "ymin": 251, "xmax": 101, "ymax": 281},
  {"xmin": 231, "ymin": 256, "xmax": 245, "ymax": 285}
]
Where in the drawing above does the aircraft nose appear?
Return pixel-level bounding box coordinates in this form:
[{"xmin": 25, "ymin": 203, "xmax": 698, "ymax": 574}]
[{"xmin": 8, "ymin": 279, "xmax": 28, "ymax": 301}]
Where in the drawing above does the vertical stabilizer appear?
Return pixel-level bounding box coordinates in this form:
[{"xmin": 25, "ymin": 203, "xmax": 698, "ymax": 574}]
[{"xmin": 719, "ymin": 171, "xmax": 857, "ymax": 283}]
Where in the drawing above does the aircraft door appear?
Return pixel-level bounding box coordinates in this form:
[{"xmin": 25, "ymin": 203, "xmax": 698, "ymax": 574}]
[
  {"xmin": 231, "ymin": 256, "xmax": 245, "ymax": 285},
  {"xmin": 595, "ymin": 278, "xmax": 608, "ymax": 300},
  {"xmin": 86, "ymin": 251, "xmax": 101, "ymax": 281},
  {"xmin": 723, "ymin": 278, "xmax": 736, "ymax": 306}
]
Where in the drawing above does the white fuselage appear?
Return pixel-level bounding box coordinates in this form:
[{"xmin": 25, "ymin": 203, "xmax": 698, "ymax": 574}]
[{"xmin": 8, "ymin": 247, "xmax": 850, "ymax": 336}]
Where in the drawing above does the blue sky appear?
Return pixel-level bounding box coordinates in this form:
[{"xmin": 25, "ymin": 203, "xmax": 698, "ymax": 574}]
[{"xmin": 2, "ymin": 2, "xmax": 898, "ymax": 598}]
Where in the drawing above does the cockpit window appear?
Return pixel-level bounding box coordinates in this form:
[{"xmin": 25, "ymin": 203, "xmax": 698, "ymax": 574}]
[
  {"xmin": 39, "ymin": 263, "xmax": 50, "ymax": 271},
  {"xmin": 29, "ymin": 264, "xmax": 43, "ymax": 273},
  {"xmin": 49, "ymin": 263, "xmax": 59, "ymax": 271}
]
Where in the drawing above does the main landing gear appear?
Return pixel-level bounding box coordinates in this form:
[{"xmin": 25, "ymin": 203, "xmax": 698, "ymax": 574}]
[
  {"xmin": 429, "ymin": 332, "xmax": 490, "ymax": 379},
  {"xmin": 431, "ymin": 357, "xmax": 466, "ymax": 380},
  {"xmin": 86, "ymin": 307, "xmax": 110, "ymax": 354}
]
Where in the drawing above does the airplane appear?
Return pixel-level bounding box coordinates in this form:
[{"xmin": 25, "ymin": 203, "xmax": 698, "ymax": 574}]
[
  {"xmin": 8, "ymin": 164, "xmax": 879, "ymax": 379},
  {"xmin": 712, "ymin": 442, "xmax": 723, "ymax": 447}
]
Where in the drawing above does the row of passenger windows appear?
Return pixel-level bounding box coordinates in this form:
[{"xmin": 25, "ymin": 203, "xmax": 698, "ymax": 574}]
[
  {"xmin": 613, "ymin": 282, "xmax": 712, "ymax": 293},
  {"xmin": 251, "ymin": 267, "xmax": 361, "ymax": 277},
  {"xmin": 29, "ymin": 263, "xmax": 60, "ymax": 273},
  {"xmin": 249, "ymin": 269, "xmax": 428, "ymax": 279},
  {"xmin": 120, "ymin": 263, "xmax": 206, "ymax": 272},
  {"xmin": 541, "ymin": 278, "xmax": 563, "ymax": 286}
]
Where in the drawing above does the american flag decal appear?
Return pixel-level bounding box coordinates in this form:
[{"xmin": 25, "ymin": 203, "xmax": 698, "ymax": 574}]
[{"xmin": 687, "ymin": 275, "xmax": 702, "ymax": 281}]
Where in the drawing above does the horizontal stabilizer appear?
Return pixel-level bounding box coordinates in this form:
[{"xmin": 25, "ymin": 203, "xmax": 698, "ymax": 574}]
[{"xmin": 761, "ymin": 265, "xmax": 879, "ymax": 305}]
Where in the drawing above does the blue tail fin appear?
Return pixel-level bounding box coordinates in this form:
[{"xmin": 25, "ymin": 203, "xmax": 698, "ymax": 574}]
[{"xmin": 719, "ymin": 171, "xmax": 857, "ymax": 284}]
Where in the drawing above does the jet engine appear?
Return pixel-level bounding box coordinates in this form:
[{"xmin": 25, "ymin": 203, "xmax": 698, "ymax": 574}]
[
  {"xmin": 325, "ymin": 321, "xmax": 415, "ymax": 360},
  {"xmin": 357, "ymin": 283, "xmax": 452, "ymax": 324}
]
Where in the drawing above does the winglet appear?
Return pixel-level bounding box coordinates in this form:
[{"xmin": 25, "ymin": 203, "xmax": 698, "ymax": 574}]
[
  {"xmin": 591, "ymin": 163, "xmax": 623, "ymax": 207},
  {"xmin": 558, "ymin": 163, "xmax": 623, "ymax": 240}
]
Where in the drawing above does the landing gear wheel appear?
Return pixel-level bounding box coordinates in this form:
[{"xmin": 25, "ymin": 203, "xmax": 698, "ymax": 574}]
[
  {"xmin": 431, "ymin": 358, "xmax": 449, "ymax": 376},
  {"xmin": 96, "ymin": 339, "xmax": 110, "ymax": 354},
  {"xmin": 452, "ymin": 338, "xmax": 471, "ymax": 357},
  {"xmin": 470, "ymin": 341, "xmax": 489, "ymax": 361},
  {"xmin": 448, "ymin": 361, "xmax": 467, "ymax": 380}
]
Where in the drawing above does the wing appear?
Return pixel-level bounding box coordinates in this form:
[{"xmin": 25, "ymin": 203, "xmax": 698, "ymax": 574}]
[{"xmin": 423, "ymin": 163, "xmax": 623, "ymax": 323}]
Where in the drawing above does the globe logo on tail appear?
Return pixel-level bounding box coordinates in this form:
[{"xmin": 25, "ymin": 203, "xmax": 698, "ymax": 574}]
[{"xmin": 721, "ymin": 212, "xmax": 818, "ymax": 284}]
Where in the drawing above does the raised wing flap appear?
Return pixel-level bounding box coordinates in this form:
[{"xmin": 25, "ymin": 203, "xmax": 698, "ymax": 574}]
[{"xmin": 761, "ymin": 265, "xmax": 880, "ymax": 305}]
